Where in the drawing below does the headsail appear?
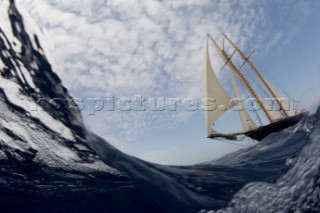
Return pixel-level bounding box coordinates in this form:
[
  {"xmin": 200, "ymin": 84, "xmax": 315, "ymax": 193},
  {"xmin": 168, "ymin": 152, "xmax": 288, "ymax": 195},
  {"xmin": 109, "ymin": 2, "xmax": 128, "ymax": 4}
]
[{"xmin": 203, "ymin": 39, "xmax": 235, "ymax": 136}]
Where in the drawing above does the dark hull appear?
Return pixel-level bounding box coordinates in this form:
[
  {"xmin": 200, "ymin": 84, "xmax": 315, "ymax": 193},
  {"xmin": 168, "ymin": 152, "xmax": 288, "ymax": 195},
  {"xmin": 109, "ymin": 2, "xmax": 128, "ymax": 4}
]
[{"xmin": 245, "ymin": 112, "xmax": 306, "ymax": 141}]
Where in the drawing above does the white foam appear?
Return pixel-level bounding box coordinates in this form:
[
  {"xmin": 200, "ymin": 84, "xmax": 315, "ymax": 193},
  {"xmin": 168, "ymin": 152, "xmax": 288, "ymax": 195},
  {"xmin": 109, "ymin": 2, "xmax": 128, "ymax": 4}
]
[{"xmin": 0, "ymin": 77, "xmax": 74, "ymax": 141}]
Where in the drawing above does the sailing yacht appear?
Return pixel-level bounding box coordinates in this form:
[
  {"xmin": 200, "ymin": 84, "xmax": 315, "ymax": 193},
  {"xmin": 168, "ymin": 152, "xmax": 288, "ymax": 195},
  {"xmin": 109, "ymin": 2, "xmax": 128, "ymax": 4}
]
[{"xmin": 203, "ymin": 33, "xmax": 306, "ymax": 141}]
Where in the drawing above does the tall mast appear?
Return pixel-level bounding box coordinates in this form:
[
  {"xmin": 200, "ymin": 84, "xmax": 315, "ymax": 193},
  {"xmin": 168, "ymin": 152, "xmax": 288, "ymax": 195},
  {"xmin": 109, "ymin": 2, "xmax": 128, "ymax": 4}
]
[
  {"xmin": 222, "ymin": 33, "xmax": 290, "ymax": 117},
  {"xmin": 208, "ymin": 35, "xmax": 273, "ymax": 123}
]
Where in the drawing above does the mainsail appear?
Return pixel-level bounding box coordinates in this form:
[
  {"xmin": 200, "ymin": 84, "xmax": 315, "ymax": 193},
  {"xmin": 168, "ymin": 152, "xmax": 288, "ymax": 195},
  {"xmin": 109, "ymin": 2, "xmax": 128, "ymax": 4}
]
[
  {"xmin": 203, "ymin": 33, "xmax": 305, "ymax": 141},
  {"xmin": 203, "ymin": 39, "xmax": 235, "ymax": 136}
]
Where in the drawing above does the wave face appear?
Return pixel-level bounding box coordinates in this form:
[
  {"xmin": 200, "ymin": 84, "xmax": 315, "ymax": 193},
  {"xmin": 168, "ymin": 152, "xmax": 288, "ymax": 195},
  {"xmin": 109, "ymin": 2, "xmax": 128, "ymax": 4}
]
[{"xmin": 0, "ymin": 1, "xmax": 319, "ymax": 212}]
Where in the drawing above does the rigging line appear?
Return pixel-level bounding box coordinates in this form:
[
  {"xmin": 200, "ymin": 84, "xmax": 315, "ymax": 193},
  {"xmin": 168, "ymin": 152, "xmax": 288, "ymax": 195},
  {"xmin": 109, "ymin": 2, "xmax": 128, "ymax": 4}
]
[
  {"xmin": 257, "ymin": 65, "xmax": 295, "ymax": 101},
  {"xmin": 238, "ymin": 49, "xmax": 256, "ymax": 71},
  {"xmin": 257, "ymin": 65, "xmax": 305, "ymax": 110},
  {"xmin": 220, "ymin": 49, "xmax": 237, "ymax": 72}
]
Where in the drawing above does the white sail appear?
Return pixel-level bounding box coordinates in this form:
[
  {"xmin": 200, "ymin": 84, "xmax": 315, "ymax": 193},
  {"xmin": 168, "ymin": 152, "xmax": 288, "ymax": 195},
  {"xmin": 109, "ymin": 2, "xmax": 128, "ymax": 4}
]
[
  {"xmin": 203, "ymin": 40, "xmax": 235, "ymax": 135},
  {"xmin": 229, "ymin": 70, "xmax": 257, "ymax": 132}
]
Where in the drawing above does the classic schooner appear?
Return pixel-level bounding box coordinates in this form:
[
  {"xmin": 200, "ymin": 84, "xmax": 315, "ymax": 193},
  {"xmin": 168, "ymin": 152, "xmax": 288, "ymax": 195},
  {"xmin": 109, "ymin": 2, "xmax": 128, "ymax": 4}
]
[{"xmin": 203, "ymin": 33, "xmax": 306, "ymax": 141}]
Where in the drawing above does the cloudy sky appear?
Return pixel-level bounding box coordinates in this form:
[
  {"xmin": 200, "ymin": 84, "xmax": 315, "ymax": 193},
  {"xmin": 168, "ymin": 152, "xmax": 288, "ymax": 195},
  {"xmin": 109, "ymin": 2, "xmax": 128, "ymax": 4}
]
[{"xmin": 14, "ymin": 0, "xmax": 320, "ymax": 165}]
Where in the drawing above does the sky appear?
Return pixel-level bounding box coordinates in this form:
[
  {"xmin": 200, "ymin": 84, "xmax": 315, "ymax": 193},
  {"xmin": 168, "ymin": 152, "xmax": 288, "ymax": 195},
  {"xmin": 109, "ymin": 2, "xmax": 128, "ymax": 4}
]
[{"xmin": 12, "ymin": 0, "xmax": 320, "ymax": 165}]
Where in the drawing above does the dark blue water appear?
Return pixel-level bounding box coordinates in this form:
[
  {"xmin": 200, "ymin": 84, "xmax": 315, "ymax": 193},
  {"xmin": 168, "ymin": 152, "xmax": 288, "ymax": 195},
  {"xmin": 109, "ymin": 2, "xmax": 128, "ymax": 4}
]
[
  {"xmin": 0, "ymin": 1, "xmax": 319, "ymax": 212},
  {"xmin": 87, "ymin": 112, "xmax": 319, "ymax": 212}
]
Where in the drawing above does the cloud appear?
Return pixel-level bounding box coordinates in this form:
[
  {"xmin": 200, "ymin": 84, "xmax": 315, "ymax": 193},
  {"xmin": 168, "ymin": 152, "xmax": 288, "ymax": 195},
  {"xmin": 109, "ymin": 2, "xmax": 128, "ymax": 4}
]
[{"xmin": 14, "ymin": 0, "xmax": 318, "ymax": 149}]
